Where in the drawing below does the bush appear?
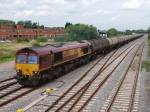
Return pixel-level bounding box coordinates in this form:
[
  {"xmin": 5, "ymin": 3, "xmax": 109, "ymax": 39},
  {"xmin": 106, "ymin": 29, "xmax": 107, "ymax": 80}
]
[
  {"xmin": 148, "ymin": 33, "xmax": 150, "ymax": 40},
  {"xmin": 65, "ymin": 23, "xmax": 98, "ymax": 41},
  {"xmin": 17, "ymin": 39, "xmax": 29, "ymax": 43},
  {"xmin": 37, "ymin": 36, "xmax": 48, "ymax": 42},
  {"xmin": 54, "ymin": 36, "xmax": 68, "ymax": 42},
  {"xmin": 143, "ymin": 61, "xmax": 150, "ymax": 72},
  {"xmin": 0, "ymin": 54, "xmax": 15, "ymax": 63},
  {"xmin": 32, "ymin": 42, "xmax": 40, "ymax": 47}
]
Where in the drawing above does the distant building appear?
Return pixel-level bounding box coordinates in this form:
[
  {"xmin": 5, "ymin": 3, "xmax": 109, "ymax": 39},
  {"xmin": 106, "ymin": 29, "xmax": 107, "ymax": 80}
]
[
  {"xmin": 0, "ymin": 24, "xmax": 64, "ymax": 41},
  {"xmin": 98, "ymin": 30, "xmax": 108, "ymax": 38}
]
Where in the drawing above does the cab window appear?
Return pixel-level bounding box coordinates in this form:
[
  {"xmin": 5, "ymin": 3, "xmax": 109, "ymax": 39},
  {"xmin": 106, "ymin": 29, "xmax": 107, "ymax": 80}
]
[
  {"xmin": 17, "ymin": 55, "xmax": 26, "ymax": 64},
  {"xmin": 28, "ymin": 55, "xmax": 38, "ymax": 64}
]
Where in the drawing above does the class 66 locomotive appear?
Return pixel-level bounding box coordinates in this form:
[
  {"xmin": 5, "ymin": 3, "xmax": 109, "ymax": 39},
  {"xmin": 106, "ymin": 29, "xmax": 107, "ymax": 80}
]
[{"xmin": 15, "ymin": 34, "xmax": 143, "ymax": 86}]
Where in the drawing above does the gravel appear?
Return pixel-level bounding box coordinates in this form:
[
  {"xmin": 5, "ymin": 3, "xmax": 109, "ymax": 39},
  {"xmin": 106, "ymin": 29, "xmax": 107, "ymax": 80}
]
[
  {"xmin": 0, "ymin": 61, "xmax": 15, "ymax": 80},
  {"xmin": 0, "ymin": 36, "xmax": 148, "ymax": 112},
  {"xmin": 139, "ymin": 35, "xmax": 150, "ymax": 112}
]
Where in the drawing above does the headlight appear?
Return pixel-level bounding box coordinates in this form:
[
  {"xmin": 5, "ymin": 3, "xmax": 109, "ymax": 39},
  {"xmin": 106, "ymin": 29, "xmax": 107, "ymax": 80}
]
[
  {"xmin": 16, "ymin": 68, "xmax": 21, "ymax": 73},
  {"xmin": 33, "ymin": 71, "xmax": 38, "ymax": 74}
]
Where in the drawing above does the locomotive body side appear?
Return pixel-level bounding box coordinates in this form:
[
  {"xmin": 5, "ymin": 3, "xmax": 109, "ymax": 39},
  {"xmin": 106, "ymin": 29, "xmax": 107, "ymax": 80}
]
[{"xmin": 15, "ymin": 43, "xmax": 92, "ymax": 86}]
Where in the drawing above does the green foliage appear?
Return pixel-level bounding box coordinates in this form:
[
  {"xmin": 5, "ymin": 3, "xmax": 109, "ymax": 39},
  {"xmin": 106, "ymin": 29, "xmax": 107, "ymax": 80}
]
[
  {"xmin": 65, "ymin": 22, "xmax": 72, "ymax": 28},
  {"xmin": 64, "ymin": 23, "xmax": 98, "ymax": 41},
  {"xmin": 125, "ymin": 30, "xmax": 132, "ymax": 35},
  {"xmin": 17, "ymin": 20, "xmax": 44, "ymax": 29},
  {"xmin": 107, "ymin": 28, "xmax": 119, "ymax": 37},
  {"xmin": 0, "ymin": 54, "xmax": 15, "ymax": 63},
  {"xmin": 0, "ymin": 20, "xmax": 15, "ymax": 25},
  {"xmin": 148, "ymin": 27, "xmax": 150, "ymax": 40},
  {"xmin": 32, "ymin": 42, "xmax": 40, "ymax": 47},
  {"xmin": 107, "ymin": 28, "xmax": 132, "ymax": 37},
  {"xmin": 148, "ymin": 33, "xmax": 150, "ymax": 40},
  {"xmin": 142, "ymin": 61, "xmax": 150, "ymax": 71},
  {"xmin": 143, "ymin": 29, "xmax": 150, "ymax": 71},
  {"xmin": 37, "ymin": 36, "xmax": 48, "ymax": 42},
  {"xmin": 132, "ymin": 29, "xmax": 147, "ymax": 33},
  {"xmin": 54, "ymin": 36, "xmax": 67, "ymax": 42},
  {"xmin": 17, "ymin": 39, "xmax": 29, "ymax": 43}
]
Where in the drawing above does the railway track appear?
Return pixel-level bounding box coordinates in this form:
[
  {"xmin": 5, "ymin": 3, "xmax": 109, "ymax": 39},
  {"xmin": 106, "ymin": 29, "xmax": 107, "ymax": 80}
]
[
  {"xmin": 0, "ymin": 77, "xmax": 15, "ymax": 83},
  {"xmin": 0, "ymin": 78, "xmax": 18, "ymax": 91},
  {"xmin": 0, "ymin": 78, "xmax": 37, "ymax": 107},
  {"xmin": 0, "ymin": 84, "xmax": 35, "ymax": 107},
  {"xmin": 44, "ymin": 39, "xmax": 143, "ymax": 112},
  {"xmin": 0, "ymin": 38, "xmax": 143, "ymax": 111},
  {"xmin": 100, "ymin": 42, "xmax": 144, "ymax": 111}
]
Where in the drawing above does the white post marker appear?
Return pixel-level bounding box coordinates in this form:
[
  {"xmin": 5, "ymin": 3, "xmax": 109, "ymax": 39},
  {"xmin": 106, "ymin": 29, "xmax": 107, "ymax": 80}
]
[{"xmin": 16, "ymin": 88, "xmax": 53, "ymax": 112}]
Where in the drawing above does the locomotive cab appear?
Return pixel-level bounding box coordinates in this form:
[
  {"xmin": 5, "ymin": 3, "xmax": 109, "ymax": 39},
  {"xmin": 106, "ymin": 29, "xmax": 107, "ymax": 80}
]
[
  {"xmin": 16, "ymin": 53, "xmax": 39, "ymax": 77},
  {"xmin": 15, "ymin": 47, "xmax": 54, "ymax": 86}
]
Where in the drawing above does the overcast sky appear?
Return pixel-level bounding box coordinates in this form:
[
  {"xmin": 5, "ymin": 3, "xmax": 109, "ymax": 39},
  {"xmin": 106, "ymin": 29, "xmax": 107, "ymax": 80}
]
[{"xmin": 0, "ymin": 0, "xmax": 150, "ymax": 30}]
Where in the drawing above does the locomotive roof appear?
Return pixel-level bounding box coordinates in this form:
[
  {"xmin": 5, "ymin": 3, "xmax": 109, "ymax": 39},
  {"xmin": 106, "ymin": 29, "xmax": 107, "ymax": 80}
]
[{"xmin": 16, "ymin": 42, "xmax": 89, "ymax": 56}]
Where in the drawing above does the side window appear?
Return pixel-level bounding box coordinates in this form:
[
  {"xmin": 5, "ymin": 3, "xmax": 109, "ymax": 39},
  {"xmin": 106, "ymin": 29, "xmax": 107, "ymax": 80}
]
[
  {"xmin": 43, "ymin": 56, "xmax": 48, "ymax": 62},
  {"xmin": 82, "ymin": 47, "xmax": 88, "ymax": 54},
  {"xmin": 40, "ymin": 56, "xmax": 49, "ymax": 64},
  {"xmin": 54, "ymin": 52, "xmax": 62, "ymax": 63}
]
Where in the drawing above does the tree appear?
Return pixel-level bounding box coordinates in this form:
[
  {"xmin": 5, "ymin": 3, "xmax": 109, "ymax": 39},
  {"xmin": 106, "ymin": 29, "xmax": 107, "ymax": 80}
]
[
  {"xmin": 125, "ymin": 30, "xmax": 132, "ymax": 35},
  {"xmin": 107, "ymin": 28, "xmax": 118, "ymax": 37},
  {"xmin": 40, "ymin": 25, "xmax": 44, "ymax": 29},
  {"xmin": 0, "ymin": 20, "xmax": 15, "ymax": 25},
  {"xmin": 65, "ymin": 23, "xmax": 98, "ymax": 41},
  {"xmin": 148, "ymin": 27, "xmax": 150, "ymax": 40},
  {"xmin": 37, "ymin": 36, "xmax": 48, "ymax": 42},
  {"xmin": 24, "ymin": 20, "xmax": 32, "ymax": 28},
  {"xmin": 32, "ymin": 22, "xmax": 38, "ymax": 28},
  {"xmin": 65, "ymin": 22, "xmax": 72, "ymax": 28},
  {"xmin": 17, "ymin": 20, "xmax": 45, "ymax": 29},
  {"xmin": 17, "ymin": 21, "xmax": 25, "ymax": 25}
]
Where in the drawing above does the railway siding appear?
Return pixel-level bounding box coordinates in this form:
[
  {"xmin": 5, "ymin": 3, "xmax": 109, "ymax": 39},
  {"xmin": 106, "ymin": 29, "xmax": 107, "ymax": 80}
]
[
  {"xmin": 100, "ymin": 41, "xmax": 144, "ymax": 112},
  {"xmin": 0, "ymin": 36, "xmax": 147, "ymax": 112}
]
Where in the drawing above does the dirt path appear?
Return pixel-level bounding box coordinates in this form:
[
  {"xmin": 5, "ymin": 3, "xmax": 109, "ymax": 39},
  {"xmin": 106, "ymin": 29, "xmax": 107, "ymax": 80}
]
[
  {"xmin": 0, "ymin": 61, "xmax": 16, "ymax": 79},
  {"xmin": 0, "ymin": 61, "xmax": 15, "ymax": 70}
]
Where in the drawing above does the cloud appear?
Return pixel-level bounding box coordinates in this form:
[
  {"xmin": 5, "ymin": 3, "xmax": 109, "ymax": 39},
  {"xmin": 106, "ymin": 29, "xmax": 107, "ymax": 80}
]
[
  {"xmin": 111, "ymin": 15, "xmax": 119, "ymax": 21},
  {"xmin": 15, "ymin": 10, "xmax": 33, "ymax": 17},
  {"xmin": 0, "ymin": 0, "xmax": 149, "ymax": 30},
  {"xmin": 122, "ymin": 0, "xmax": 144, "ymax": 9},
  {"xmin": 147, "ymin": 0, "xmax": 150, "ymax": 4},
  {"xmin": 35, "ymin": 10, "xmax": 51, "ymax": 16}
]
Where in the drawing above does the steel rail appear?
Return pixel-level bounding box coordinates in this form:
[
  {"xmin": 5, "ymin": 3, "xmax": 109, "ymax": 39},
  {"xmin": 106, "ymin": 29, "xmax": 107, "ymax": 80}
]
[
  {"xmin": 69, "ymin": 41, "xmax": 142, "ymax": 112},
  {"xmin": 45, "ymin": 39, "xmax": 138, "ymax": 112},
  {"xmin": 0, "ymin": 77, "xmax": 15, "ymax": 83},
  {"xmin": 127, "ymin": 43, "xmax": 144, "ymax": 112},
  {"xmin": 0, "ymin": 81, "xmax": 18, "ymax": 91},
  {"xmin": 104, "ymin": 42, "xmax": 144, "ymax": 112},
  {"xmin": 0, "ymin": 86, "xmax": 24, "ymax": 99},
  {"xmin": 0, "ymin": 87, "xmax": 36, "ymax": 107}
]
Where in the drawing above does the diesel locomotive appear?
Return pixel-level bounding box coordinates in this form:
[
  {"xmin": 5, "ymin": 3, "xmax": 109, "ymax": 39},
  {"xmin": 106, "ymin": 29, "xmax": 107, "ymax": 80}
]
[{"xmin": 15, "ymin": 34, "xmax": 143, "ymax": 86}]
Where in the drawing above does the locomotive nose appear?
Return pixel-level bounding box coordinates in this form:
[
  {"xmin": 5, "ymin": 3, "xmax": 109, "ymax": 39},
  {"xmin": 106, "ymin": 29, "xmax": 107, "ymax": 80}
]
[{"xmin": 16, "ymin": 64, "xmax": 39, "ymax": 77}]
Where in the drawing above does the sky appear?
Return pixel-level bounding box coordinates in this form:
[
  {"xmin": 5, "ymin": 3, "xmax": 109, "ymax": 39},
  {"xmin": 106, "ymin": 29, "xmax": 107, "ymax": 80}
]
[{"xmin": 0, "ymin": 0, "xmax": 150, "ymax": 31}]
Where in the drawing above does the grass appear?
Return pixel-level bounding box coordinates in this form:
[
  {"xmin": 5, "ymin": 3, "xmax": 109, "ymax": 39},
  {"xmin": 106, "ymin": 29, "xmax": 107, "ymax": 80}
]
[
  {"xmin": 54, "ymin": 36, "xmax": 69, "ymax": 42},
  {"xmin": 142, "ymin": 35, "xmax": 150, "ymax": 71},
  {"xmin": 0, "ymin": 54, "xmax": 15, "ymax": 63},
  {"xmin": 0, "ymin": 42, "xmax": 31, "ymax": 63},
  {"xmin": 0, "ymin": 39, "xmax": 56, "ymax": 64},
  {"xmin": 142, "ymin": 61, "xmax": 150, "ymax": 71}
]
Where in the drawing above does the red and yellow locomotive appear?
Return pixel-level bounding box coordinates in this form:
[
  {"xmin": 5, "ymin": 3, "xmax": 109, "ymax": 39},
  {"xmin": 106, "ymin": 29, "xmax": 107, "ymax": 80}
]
[
  {"xmin": 16, "ymin": 42, "xmax": 92, "ymax": 86},
  {"xmin": 15, "ymin": 34, "xmax": 143, "ymax": 86}
]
